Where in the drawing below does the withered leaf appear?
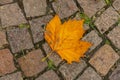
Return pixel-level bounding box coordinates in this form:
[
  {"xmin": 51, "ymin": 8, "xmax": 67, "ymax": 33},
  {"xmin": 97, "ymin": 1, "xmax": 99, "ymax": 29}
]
[{"xmin": 45, "ymin": 15, "xmax": 91, "ymax": 64}]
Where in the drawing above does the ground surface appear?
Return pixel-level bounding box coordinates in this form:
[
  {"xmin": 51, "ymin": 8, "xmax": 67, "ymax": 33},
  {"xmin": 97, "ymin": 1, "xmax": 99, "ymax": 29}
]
[{"xmin": 0, "ymin": 0, "xmax": 120, "ymax": 80}]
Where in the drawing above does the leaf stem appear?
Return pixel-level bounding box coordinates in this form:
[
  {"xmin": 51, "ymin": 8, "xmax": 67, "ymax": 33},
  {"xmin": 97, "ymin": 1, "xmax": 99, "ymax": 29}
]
[{"xmin": 42, "ymin": 51, "xmax": 54, "ymax": 62}]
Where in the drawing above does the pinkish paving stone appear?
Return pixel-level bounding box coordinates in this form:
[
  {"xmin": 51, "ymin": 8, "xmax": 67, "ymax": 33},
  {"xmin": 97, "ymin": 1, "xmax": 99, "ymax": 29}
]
[
  {"xmin": 59, "ymin": 60, "xmax": 87, "ymax": 80},
  {"xmin": 23, "ymin": 0, "xmax": 47, "ymax": 17},
  {"xmin": 89, "ymin": 44, "xmax": 119, "ymax": 76},
  {"xmin": 42, "ymin": 43, "xmax": 62, "ymax": 66},
  {"xmin": 82, "ymin": 30, "xmax": 102, "ymax": 52},
  {"xmin": 95, "ymin": 7, "xmax": 119, "ymax": 33},
  {"xmin": 77, "ymin": 67, "xmax": 102, "ymax": 80},
  {"xmin": 109, "ymin": 64, "xmax": 120, "ymax": 80},
  {"xmin": 0, "ymin": 49, "xmax": 16, "ymax": 76},
  {"xmin": 0, "ymin": 31, "xmax": 8, "ymax": 48},
  {"xmin": 113, "ymin": 0, "xmax": 120, "ymax": 13},
  {"xmin": 18, "ymin": 49, "xmax": 47, "ymax": 77},
  {"xmin": 0, "ymin": 0, "xmax": 13, "ymax": 4},
  {"xmin": 29, "ymin": 15, "xmax": 53, "ymax": 43},
  {"xmin": 77, "ymin": 0, "xmax": 105, "ymax": 17},
  {"xmin": 74, "ymin": 13, "xmax": 89, "ymax": 30},
  {"xmin": 107, "ymin": 26, "xmax": 120, "ymax": 49},
  {"xmin": 0, "ymin": 3, "xmax": 27, "ymax": 28},
  {"xmin": 0, "ymin": 72, "xmax": 23, "ymax": 80},
  {"xmin": 35, "ymin": 70, "xmax": 60, "ymax": 80},
  {"xmin": 52, "ymin": 0, "xmax": 78, "ymax": 19},
  {"xmin": 7, "ymin": 28, "xmax": 34, "ymax": 53}
]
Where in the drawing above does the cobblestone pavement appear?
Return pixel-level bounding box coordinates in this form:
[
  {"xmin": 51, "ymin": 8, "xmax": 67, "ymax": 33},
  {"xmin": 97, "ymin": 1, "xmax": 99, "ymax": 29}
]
[{"xmin": 0, "ymin": 0, "xmax": 120, "ymax": 80}]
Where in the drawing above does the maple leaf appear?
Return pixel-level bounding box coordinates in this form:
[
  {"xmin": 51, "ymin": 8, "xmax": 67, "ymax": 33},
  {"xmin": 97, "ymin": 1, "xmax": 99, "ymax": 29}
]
[{"xmin": 44, "ymin": 15, "xmax": 91, "ymax": 64}]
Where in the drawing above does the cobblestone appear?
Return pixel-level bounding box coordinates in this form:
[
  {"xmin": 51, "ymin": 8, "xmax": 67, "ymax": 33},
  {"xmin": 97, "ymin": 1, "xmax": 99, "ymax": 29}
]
[
  {"xmin": 107, "ymin": 26, "xmax": 120, "ymax": 49},
  {"xmin": 0, "ymin": 72, "xmax": 23, "ymax": 80},
  {"xmin": 23, "ymin": 0, "xmax": 47, "ymax": 17},
  {"xmin": 52, "ymin": 0, "xmax": 78, "ymax": 19},
  {"xmin": 113, "ymin": 0, "xmax": 120, "ymax": 13},
  {"xmin": 29, "ymin": 15, "xmax": 53, "ymax": 43},
  {"xmin": 89, "ymin": 44, "xmax": 119, "ymax": 75},
  {"xmin": 0, "ymin": 0, "xmax": 120, "ymax": 79},
  {"xmin": 59, "ymin": 60, "xmax": 87, "ymax": 80},
  {"xmin": 0, "ymin": 0, "xmax": 13, "ymax": 5},
  {"xmin": 18, "ymin": 49, "xmax": 47, "ymax": 77},
  {"xmin": 0, "ymin": 49, "xmax": 16, "ymax": 76},
  {"xmin": 77, "ymin": 0, "xmax": 105, "ymax": 17},
  {"xmin": 42, "ymin": 43, "xmax": 62, "ymax": 66},
  {"xmin": 35, "ymin": 70, "xmax": 60, "ymax": 80},
  {"xmin": 82, "ymin": 30, "xmax": 102, "ymax": 52},
  {"xmin": 0, "ymin": 3, "xmax": 27, "ymax": 28},
  {"xmin": 7, "ymin": 28, "xmax": 34, "ymax": 53},
  {"xmin": 77, "ymin": 67, "xmax": 102, "ymax": 80},
  {"xmin": 109, "ymin": 64, "xmax": 120, "ymax": 80},
  {"xmin": 95, "ymin": 7, "xmax": 119, "ymax": 33},
  {"xmin": 0, "ymin": 31, "xmax": 8, "ymax": 48}
]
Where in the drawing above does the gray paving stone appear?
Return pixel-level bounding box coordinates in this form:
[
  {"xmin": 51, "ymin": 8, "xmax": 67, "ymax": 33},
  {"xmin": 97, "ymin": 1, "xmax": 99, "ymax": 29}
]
[
  {"xmin": 42, "ymin": 43, "xmax": 62, "ymax": 66},
  {"xmin": 0, "ymin": 49, "xmax": 16, "ymax": 76},
  {"xmin": 23, "ymin": 0, "xmax": 47, "ymax": 17},
  {"xmin": 29, "ymin": 15, "xmax": 53, "ymax": 43},
  {"xmin": 35, "ymin": 70, "xmax": 60, "ymax": 80},
  {"xmin": 0, "ymin": 72, "xmax": 23, "ymax": 80},
  {"xmin": 18, "ymin": 49, "xmax": 47, "ymax": 77},
  {"xmin": 95, "ymin": 7, "xmax": 119, "ymax": 33},
  {"xmin": 77, "ymin": 67, "xmax": 102, "ymax": 80},
  {"xmin": 7, "ymin": 28, "xmax": 34, "ymax": 53},
  {"xmin": 0, "ymin": 31, "xmax": 8, "ymax": 48},
  {"xmin": 113, "ymin": 0, "xmax": 120, "ymax": 13},
  {"xmin": 0, "ymin": 0, "xmax": 13, "ymax": 4},
  {"xmin": 82, "ymin": 30, "xmax": 102, "ymax": 52},
  {"xmin": 0, "ymin": 3, "xmax": 27, "ymax": 28},
  {"xmin": 89, "ymin": 44, "xmax": 119, "ymax": 76},
  {"xmin": 59, "ymin": 60, "xmax": 87, "ymax": 80},
  {"xmin": 109, "ymin": 64, "xmax": 120, "ymax": 80},
  {"xmin": 107, "ymin": 26, "xmax": 120, "ymax": 49},
  {"xmin": 77, "ymin": 0, "xmax": 105, "ymax": 17},
  {"xmin": 52, "ymin": 0, "xmax": 78, "ymax": 19}
]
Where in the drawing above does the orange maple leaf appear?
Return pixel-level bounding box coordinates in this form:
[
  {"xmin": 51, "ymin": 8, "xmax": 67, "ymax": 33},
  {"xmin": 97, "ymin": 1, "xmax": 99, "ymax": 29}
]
[{"xmin": 44, "ymin": 15, "xmax": 91, "ymax": 64}]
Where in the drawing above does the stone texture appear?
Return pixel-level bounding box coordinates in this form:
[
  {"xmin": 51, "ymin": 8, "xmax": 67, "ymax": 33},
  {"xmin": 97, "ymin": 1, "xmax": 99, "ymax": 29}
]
[
  {"xmin": 82, "ymin": 30, "xmax": 102, "ymax": 52},
  {"xmin": 95, "ymin": 7, "xmax": 119, "ymax": 33},
  {"xmin": 113, "ymin": 0, "xmax": 120, "ymax": 13},
  {"xmin": 0, "ymin": 0, "xmax": 13, "ymax": 5},
  {"xmin": 89, "ymin": 44, "xmax": 119, "ymax": 76},
  {"xmin": 0, "ymin": 31, "xmax": 8, "ymax": 48},
  {"xmin": 0, "ymin": 72, "xmax": 23, "ymax": 80},
  {"xmin": 107, "ymin": 26, "xmax": 120, "ymax": 49},
  {"xmin": 29, "ymin": 15, "xmax": 53, "ymax": 43},
  {"xmin": 0, "ymin": 49, "xmax": 16, "ymax": 76},
  {"xmin": 109, "ymin": 64, "xmax": 120, "ymax": 80},
  {"xmin": 59, "ymin": 60, "xmax": 87, "ymax": 80},
  {"xmin": 77, "ymin": 67, "xmax": 102, "ymax": 80},
  {"xmin": 35, "ymin": 70, "xmax": 60, "ymax": 80},
  {"xmin": 23, "ymin": 0, "xmax": 47, "ymax": 17},
  {"xmin": 42, "ymin": 43, "xmax": 62, "ymax": 66},
  {"xmin": 52, "ymin": 0, "xmax": 78, "ymax": 19},
  {"xmin": 18, "ymin": 49, "xmax": 47, "ymax": 77},
  {"xmin": 77, "ymin": 0, "xmax": 105, "ymax": 17},
  {"xmin": 0, "ymin": 3, "xmax": 27, "ymax": 28},
  {"xmin": 74, "ymin": 13, "xmax": 89, "ymax": 30},
  {"xmin": 7, "ymin": 28, "xmax": 34, "ymax": 53}
]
